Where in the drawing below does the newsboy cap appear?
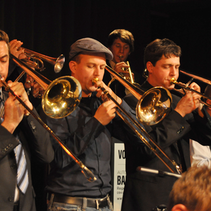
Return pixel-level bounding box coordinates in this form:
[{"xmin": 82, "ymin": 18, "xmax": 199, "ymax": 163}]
[{"xmin": 69, "ymin": 37, "xmax": 113, "ymax": 61}]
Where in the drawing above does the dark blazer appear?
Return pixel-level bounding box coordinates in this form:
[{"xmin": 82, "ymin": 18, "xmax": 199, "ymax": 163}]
[
  {"xmin": 121, "ymin": 81, "xmax": 211, "ymax": 211},
  {"xmin": 0, "ymin": 92, "xmax": 54, "ymax": 211}
]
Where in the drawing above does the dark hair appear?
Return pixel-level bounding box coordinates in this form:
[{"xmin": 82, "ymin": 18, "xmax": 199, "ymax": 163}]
[
  {"xmin": 0, "ymin": 30, "xmax": 10, "ymax": 52},
  {"xmin": 204, "ymin": 85, "xmax": 211, "ymax": 98},
  {"xmin": 167, "ymin": 166, "xmax": 211, "ymax": 211},
  {"xmin": 144, "ymin": 38, "xmax": 181, "ymax": 67},
  {"xmin": 107, "ymin": 29, "xmax": 134, "ymax": 53}
]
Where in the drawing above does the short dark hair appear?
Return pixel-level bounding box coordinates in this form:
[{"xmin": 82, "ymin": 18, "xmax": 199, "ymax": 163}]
[
  {"xmin": 0, "ymin": 30, "xmax": 10, "ymax": 52},
  {"xmin": 144, "ymin": 38, "xmax": 181, "ymax": 67},
  {"xmin": 204, "ymin": 85, "xmax": 211, "ymax": 98},
  {"xmin": 167, "ymin": 166, "xmax": 211, "ymax": 211},
  {"xmin": 107, "ymin": 29, "xmax": 134, "ymax": 53}
]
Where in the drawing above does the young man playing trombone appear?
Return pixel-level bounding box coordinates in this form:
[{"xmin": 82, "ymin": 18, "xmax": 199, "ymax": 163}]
[
  {"xmin": 42, "ymin": 37, "xmax": 143, "ymax": 211},
  {"xmin": 122, "ymin": 38, "xmax": 211, "ymax": 211},
  {"xmin": 0, "ymin": 29, "xmax": 54, "ymax": 211}
]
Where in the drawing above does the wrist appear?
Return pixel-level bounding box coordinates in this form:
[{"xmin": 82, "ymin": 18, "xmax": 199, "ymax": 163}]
[{"xmin": 174, "ymin": 108, "xmax": 185, "ymax": 117}]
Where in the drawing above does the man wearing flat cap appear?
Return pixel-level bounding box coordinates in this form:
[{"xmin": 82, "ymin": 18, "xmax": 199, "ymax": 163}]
[{"xmin": 43, "ymin": 38, "xmax": 138, "ymax": 211}]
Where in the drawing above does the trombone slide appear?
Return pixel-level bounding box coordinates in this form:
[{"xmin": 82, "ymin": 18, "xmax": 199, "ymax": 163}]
[
  {"xmin": 93, "ymin": 79, "xmax": 181, "ymax": 174},
  {"xmin": 0, "ymin": 75, "xmax": 96, "ymax": 182}
]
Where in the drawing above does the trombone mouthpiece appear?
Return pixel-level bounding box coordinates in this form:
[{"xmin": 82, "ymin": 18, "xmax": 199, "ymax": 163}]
[
  {"xmin": 92, "ymin": 78, "xmax": 99, "ymax": 84},
  {"xmin": 170, "ymin": 78, "xmax": 177, "ymax": 84}
]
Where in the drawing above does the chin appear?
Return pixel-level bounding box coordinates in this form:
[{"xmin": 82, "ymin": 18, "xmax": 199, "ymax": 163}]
[{"xmin": 167, "ymin": 85, "xmax": 175, "ymax": 90}]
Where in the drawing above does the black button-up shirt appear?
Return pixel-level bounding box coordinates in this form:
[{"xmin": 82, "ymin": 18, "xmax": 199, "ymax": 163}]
[{"xmin": 44, "ymin": 92, "xmax": 135, "ymax": 198}]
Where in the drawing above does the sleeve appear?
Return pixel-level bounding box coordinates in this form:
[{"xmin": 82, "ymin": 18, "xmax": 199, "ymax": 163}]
[
  {"xmin": 24, "ymin": 108, "xmax": 54, "ymax": 163},
  {"xmin": 0, "ymin": 125, "xmax": 19, "ymax": 160},
  {"xmin": 190, "ymin": 139, "xmax": 211, "ymax": 168}
]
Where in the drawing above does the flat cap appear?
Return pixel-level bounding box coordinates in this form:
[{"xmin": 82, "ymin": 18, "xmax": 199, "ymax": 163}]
[{"xmin": 69, "ymin": 37, "xmax": 113, "ymax": 61}]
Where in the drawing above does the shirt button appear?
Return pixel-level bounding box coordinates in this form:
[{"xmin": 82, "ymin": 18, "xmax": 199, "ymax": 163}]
[{"xmin": 8, "ymin": 197, "xmax": 14, "ymax": 202}]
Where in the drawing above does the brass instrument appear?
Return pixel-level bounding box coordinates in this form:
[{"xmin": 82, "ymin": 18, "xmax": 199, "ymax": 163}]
[
  {"xmin": 96, "ymin": 66, "xmax": 181, "ymax": 174},
  {"xmin": 92, "ymin": 77, "xmax": 181, "ymax": 174},
  {"xmin": 11, "ymin": 54, "xmax": 80, "ymax": 119},
  {"xmin": 105, "ymin": 65, "xmax": 172, "ymax": 125},
  {"xmin": 19, "ymin": 48, "xmax": 65, "ymax": 73},
  {"xmin": 108, "ymin": 60, "xmax": 135, "ymax": 87},
  {"xmin": 2, "ymin": 54, "xmax": 97, "ymax": 182},
  {"xmin": 170, "ymin": 70, "xmax": 211, "ymax": 107}
]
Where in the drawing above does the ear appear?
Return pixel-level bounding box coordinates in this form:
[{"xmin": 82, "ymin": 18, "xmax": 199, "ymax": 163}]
[
  {"xmin": 146, "ymin": 61, "xmax": 154, "ymax": 74},
  {"xmin": 69, "ymin": 61, "xmax": 77, "ymax": 74},
  {"xmin": 172, "ymin": 204, "xmax": 189, "ymax": 211}
]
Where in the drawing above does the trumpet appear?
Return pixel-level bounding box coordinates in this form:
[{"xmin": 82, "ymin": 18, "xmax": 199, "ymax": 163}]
[
  {"xmin": 5, "ymin": 54, "xmax": 97, "ymax": 182},
  {"xmin": 19, "ymin": 48, "xmax": 65, "ymax": 73},
  {"xmin": 93, "ymin": 77, "xmax": 181, "ymax": 174},
  {"xmin": 170, "ymin": 70, "xmax": 211, "ymax": 107},
  {"xmin": 108, "ymin": 60, "xmax": 135, "ymax": 87}
]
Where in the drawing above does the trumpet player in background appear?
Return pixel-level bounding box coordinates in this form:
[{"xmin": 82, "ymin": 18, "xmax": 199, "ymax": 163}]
[
  {"xmin": 103, "ymin": 29, "xmax": 135, "ymax": 98},
  {"xmin": 0, "ymin": 29, "xmax": 54, "ymax": 211},
  {"xmin": 8, "ymin": 38, "xmax": 45, "ymax": 108},
  {"xmin": 122, "ymin": 38, "xmax": 211, "ymax": 211}
]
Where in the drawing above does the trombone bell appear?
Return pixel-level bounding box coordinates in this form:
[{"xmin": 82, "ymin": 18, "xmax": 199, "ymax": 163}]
[
  {"xmin": 11, "ymin": 54, "xmax": 82, "ymax": 119},
  {"xmin": 136, "ymin": 87, "xmax": 172, "ymax": 125},
  {"xmin": 42, "ymin": 76, "xmax": 82, "ymax": 119},
  {"xmin": 105, "ymin": 65, "xmax": 172, "ymax": 125}
]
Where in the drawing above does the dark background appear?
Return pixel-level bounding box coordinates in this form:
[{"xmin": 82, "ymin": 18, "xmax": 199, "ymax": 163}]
[
  {"xmin": 1, "ymin": 0, "xmax": 211, "ymax": 87},
  {"xmin": 1, "ymin": 0, "xmax": 211, "ymax": 210}
]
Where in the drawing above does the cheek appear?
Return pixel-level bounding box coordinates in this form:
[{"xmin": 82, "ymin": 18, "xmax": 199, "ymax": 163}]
[
  {"xmin": 124, "ymin": 49, "xmax": 130, "ymax": 56},
  {"xmin": 112, "ymin": 48, "xmax": 119, "ymax": 56}
]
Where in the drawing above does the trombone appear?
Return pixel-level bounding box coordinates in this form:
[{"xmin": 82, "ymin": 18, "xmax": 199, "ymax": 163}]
[
  {"xmin": 170, "ymin": 70, "xmax": 211, "ymax": 107},
  {"xmin": 6, "ymin": 54, "xmax": 97, "ymax": 182},
  {"xmin": 106, "ymin": 65, "xmax": 172, "ymax": 125},
  {"xmin": 96, "ymin": 66, "xmax": 182, "ymax": 174}
]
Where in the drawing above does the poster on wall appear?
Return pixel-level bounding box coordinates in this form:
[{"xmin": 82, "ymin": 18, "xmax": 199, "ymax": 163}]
[{"xmin": 113, "ymin": 142, "xmax": 126, "ymax": 211}]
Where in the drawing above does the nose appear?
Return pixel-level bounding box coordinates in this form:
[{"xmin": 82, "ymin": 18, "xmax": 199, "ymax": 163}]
[
  {"xmin": 170, "ymin": 66, "xmax": 178, "ymax": 76},
  {"xmin": 119, "ymin": 46, "xmax": 124, "ymax": 53},
  {"xmin": 94, "ymin": 66, "xmax": 101, "ymax": 76}
]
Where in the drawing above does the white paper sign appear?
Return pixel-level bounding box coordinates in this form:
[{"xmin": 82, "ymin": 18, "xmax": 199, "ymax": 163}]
[{"xmin": 113, "ymin": 143, "xmax": 126, "ymax": 211}]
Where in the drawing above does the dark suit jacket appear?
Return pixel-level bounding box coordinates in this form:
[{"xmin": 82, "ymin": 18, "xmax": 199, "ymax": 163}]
[
  {"xmin": 0, "ymin": 92, "xmax": 54, "ymax": 211},
  {"xmin": 121, "ymin": 81, "xmax": 211, "ymax": 211}
]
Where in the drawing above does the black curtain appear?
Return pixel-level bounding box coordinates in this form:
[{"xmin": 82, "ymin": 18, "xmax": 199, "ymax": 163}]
[{"xmin": 0, "ymin": 0, "xmax": 151, "ymax": 82}]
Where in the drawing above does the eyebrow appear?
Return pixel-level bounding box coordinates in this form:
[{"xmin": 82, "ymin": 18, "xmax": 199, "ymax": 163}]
[{"xmin": 0, "ymin": 54, "xmax": 9, "ymax": 59}]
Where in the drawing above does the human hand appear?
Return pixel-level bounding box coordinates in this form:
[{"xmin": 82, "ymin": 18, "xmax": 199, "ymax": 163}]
[
  {"xmin": 94, "ymin": 80, "xmax": 122, "ymax": 105},
  {"xmin": 114, "ymin": 62, "xmax": 134, "ymax": 81},
  {"xmin": 7, "ymin": 80, "xmax": 33, "ymax": 111},
  {"xmin": 94, "ymin": 100, "xmax": 117, "ymax": 125},
  {"xmin": 24, "ymin": 74, "xmax": 45, "ymax": 98},
  {"xmin": 1, "ymin": 81, "xmax": 33, "ymax": 133},
  {"xmin": 175, "ymin": 82, "xmax": 201, "ymax": 117},
  {"xmin": 9, "ymin": 39, "xmax": 25, "ymax": 59}
]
